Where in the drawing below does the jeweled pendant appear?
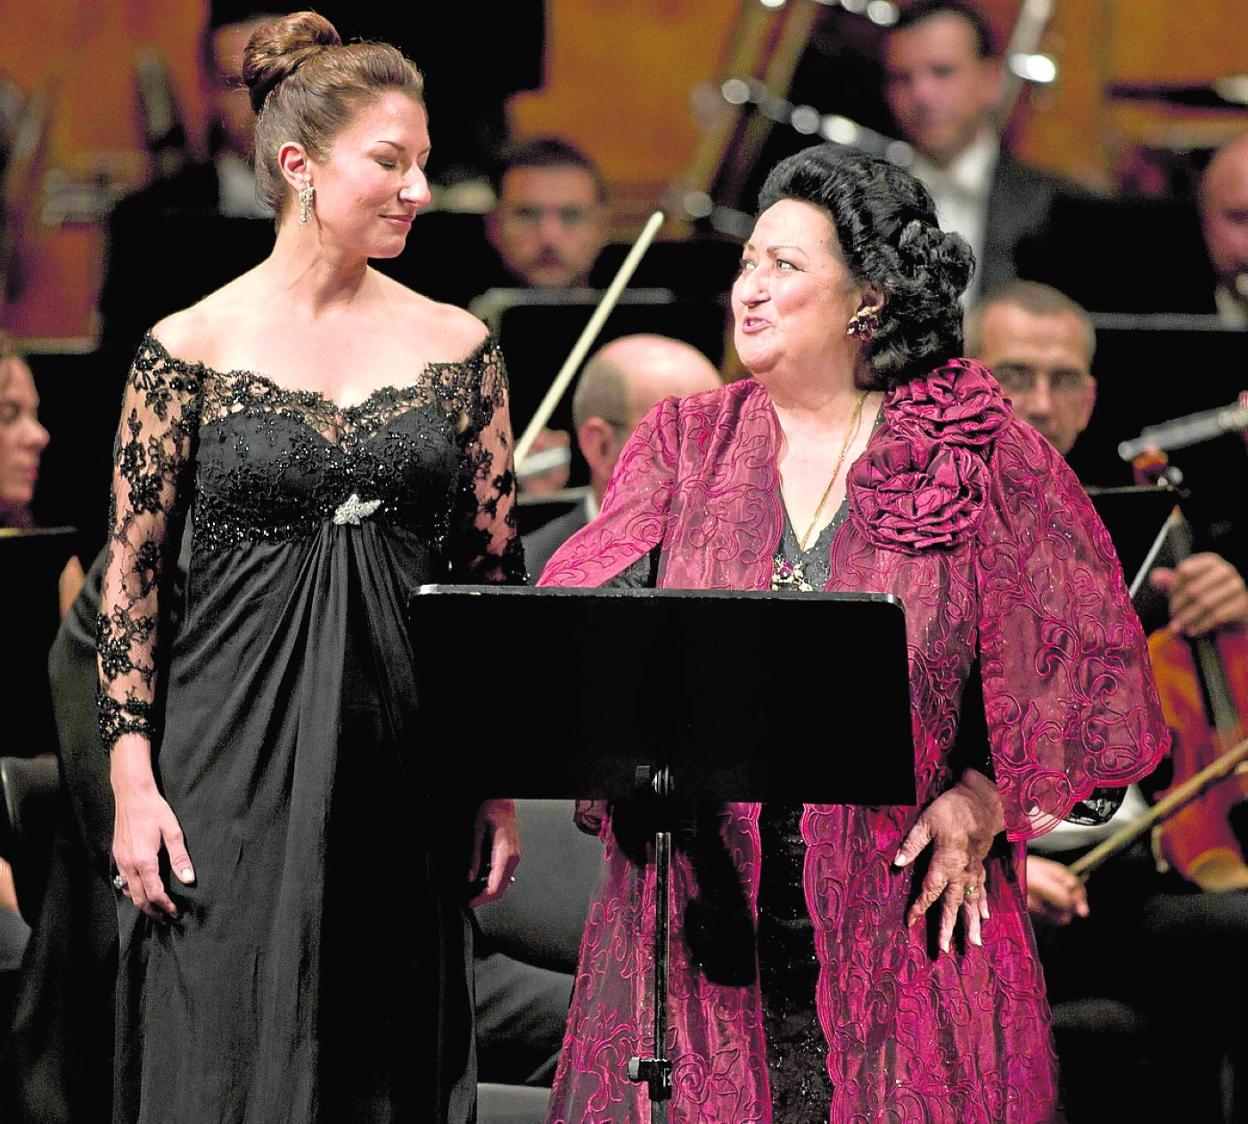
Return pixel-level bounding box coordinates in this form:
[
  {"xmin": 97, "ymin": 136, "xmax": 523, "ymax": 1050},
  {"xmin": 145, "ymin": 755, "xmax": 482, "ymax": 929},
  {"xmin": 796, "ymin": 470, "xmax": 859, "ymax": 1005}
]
[{"xmin": 771, "ymin": 554, "xmax": 812, "ymax": 592}]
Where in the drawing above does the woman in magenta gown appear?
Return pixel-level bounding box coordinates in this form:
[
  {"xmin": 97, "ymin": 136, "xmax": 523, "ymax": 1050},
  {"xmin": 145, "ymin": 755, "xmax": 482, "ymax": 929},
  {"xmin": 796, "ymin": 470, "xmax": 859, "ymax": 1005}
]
[{"xmin": 540, "ymin": 146, "xmax": 1168, "ymax": 1122}]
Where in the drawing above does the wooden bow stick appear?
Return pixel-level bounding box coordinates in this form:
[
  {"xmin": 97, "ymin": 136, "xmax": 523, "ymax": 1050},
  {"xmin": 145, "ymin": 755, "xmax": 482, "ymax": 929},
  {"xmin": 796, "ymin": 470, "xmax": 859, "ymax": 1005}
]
[
  {"xmin": 513, "ymin": 210, "xmax": 666, "ymax": 473},
  {"xmin": 1068, "ymin": 735, "xmax": 1248, "ymax": 880}
]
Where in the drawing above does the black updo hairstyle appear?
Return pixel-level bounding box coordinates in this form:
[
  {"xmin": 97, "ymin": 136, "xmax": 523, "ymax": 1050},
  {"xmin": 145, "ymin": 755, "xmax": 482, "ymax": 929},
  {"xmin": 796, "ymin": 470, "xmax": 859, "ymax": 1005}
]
[{"xmin": 757, "ymin": 144, "xmax": 975, "ymax": 387}]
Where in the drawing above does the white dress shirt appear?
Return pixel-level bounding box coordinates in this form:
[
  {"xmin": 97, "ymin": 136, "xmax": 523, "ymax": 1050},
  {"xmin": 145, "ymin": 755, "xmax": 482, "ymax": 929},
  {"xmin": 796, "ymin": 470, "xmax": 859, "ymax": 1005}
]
[
  {"xmin": 1030, "ymin": 783, "xmax": 1152, "ymax": 854},
  {"xmin": 1214, "ymin": 284, "xmax": 1248, "ymax": 329}
]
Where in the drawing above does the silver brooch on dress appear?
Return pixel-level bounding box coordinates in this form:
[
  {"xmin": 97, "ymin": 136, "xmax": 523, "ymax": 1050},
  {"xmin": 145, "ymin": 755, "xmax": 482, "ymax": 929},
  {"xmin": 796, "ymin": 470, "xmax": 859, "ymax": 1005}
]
[{"xmin": 332, "ymin": 494, "xmax": 381, "ymax": 526}]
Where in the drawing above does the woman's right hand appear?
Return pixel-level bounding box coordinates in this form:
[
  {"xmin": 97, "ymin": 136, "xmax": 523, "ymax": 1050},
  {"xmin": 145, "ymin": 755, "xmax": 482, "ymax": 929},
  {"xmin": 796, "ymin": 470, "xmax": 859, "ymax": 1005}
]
[{"xmin": 110, "ymin": 738, "xmax": 194, "ymax": 920}]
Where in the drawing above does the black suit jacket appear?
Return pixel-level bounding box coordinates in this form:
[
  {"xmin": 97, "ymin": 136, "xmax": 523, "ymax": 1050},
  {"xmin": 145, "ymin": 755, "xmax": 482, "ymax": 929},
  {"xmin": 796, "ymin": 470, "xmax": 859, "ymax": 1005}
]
[
  {"xmin": 980, "ymin": 154, "xmax": 1080, "ymax": 296},
  {"xmin": 1012, "ymin": 187, "xmax": 1217, "ymax": 314}
]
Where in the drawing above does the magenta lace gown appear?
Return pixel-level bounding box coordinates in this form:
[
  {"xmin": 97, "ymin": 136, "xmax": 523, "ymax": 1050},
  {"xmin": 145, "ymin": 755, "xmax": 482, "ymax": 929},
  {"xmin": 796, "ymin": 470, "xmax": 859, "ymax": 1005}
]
[{"xmin": 538, "ymin": 362, "xmax": 1168, "ymax": 1123}]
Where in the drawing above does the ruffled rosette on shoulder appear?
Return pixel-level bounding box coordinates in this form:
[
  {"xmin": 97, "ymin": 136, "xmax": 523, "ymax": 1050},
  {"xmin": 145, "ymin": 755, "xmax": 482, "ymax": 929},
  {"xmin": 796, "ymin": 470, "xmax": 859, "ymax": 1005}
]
[{"xmin": 848, "ymin": 359, "xmax": 1011, "ymax": 553}]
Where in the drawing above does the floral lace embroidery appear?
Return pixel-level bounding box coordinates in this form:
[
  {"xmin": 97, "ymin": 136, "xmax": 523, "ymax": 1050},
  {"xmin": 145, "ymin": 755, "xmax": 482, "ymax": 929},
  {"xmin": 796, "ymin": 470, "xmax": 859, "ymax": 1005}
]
[{"xmin": 96, "ymin": 333, "xmax": 523, "ymax": 751}]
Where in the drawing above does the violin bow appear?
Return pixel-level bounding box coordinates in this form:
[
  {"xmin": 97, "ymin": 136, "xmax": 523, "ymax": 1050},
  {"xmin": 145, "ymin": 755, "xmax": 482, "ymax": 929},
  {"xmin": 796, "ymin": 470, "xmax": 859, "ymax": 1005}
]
[
  {"xmin": 1068, "ymin": 735, "xmax": 1248, "ymax": 881},
  {"xmin": 513, "ymin": 210, "xmax": 666, "ymax": 474}
]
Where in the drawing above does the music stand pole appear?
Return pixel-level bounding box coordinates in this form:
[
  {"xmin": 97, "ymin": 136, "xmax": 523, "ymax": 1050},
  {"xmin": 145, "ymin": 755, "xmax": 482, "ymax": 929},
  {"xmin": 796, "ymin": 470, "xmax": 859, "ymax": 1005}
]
[{"xmin": 627, "ymin": 765, "xmax": 674, "ymax": 1119}]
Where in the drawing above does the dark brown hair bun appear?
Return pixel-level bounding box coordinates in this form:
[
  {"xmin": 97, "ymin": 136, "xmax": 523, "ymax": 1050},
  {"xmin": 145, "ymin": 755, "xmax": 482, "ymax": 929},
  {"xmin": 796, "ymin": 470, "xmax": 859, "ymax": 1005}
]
[
  {"xmin": 242, "ymin": 11, "xmax": 343, "ymax": 114},
  {"xmin": 243, "ymin": 11, "xmax": 424, "ymax": 221}
]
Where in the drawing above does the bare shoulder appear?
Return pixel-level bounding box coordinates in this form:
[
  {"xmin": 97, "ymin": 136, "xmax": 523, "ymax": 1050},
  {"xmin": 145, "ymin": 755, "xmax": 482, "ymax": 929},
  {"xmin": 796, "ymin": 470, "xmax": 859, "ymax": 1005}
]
[
  {"xmin": 373, "ymin": 271, "xmax": 489, "ymax": 361},
  {"xmin": 147, "ymin": 272, "xmax": 262, "ymax": 364}
]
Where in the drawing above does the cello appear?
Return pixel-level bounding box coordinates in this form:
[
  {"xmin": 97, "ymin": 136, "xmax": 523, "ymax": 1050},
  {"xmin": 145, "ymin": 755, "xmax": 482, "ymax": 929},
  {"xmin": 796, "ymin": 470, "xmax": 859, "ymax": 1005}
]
[{"xmin": 1131, "ymin": 449, "xmax": 1248, "ymax": 890}]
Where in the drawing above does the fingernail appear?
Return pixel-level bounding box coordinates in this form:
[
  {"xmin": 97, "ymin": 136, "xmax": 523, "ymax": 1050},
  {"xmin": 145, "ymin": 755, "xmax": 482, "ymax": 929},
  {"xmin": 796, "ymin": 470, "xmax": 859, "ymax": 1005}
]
[
  {"xmin": 180, "ymin": 868, "xmax": 193, "ymax": 882},
  {"xmin": 894, "ymin": 854, "xmax": 907, "ymax": 867},
  {"xmin": 940, "ymin": 938, "xmax": 950, "ymax": 953},
  {"xmin": 972, "ymin": 934, "xmax": 982, "ymax": 947}
]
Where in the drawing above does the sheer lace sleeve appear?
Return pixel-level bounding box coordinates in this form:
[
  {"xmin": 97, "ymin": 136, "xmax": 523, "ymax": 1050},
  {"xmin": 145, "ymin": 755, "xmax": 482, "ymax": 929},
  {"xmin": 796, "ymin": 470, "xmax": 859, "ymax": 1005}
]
[
  {"xmin": 95, "ymin": 336, "xmax": 201, "ymax": 752},
  {"xmin": 448, "ymin": 338, "xmax": 525, "ymax": 584},
  {"xmin": 975, "ymin": 421, "xmax": 1169, "ymax": 840},
  {"xmin": 538, "ymin": 397, "xmax": 681, "ymax": 587}
]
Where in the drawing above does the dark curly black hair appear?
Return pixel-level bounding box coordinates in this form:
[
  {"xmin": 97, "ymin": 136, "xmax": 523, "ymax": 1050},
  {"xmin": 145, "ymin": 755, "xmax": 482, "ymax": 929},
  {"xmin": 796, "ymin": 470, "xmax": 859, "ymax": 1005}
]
[{"xmin": 757, "ymin": 144, "xmax": 975, "ymax": 387}]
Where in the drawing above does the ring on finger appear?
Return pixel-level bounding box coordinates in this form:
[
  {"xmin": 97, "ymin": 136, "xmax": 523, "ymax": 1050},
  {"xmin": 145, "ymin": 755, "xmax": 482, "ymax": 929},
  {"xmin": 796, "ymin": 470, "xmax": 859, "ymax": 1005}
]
[
  {"xmin": 112, "ymin": 874, "xmax": 127, "ymax": 892},
  {"xmin": 964, "ymin": 883, "xmax": 980, "ymax": 898}
]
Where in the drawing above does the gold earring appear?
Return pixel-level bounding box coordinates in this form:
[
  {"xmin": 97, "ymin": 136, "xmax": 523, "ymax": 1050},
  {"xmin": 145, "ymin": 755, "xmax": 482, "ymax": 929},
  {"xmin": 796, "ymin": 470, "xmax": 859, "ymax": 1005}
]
[
  {"xmin": 846, "ymin": 309, "xmax": 881, "ymax": 340},
  {"xmin": 298, "ymin": 179, "xmax": 315, "ymax": 225}
]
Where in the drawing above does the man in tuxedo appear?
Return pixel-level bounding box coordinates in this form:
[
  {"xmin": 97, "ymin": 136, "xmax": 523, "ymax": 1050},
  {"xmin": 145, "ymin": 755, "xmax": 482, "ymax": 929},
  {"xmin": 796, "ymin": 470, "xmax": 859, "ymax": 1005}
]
[
  {"xmin": 883, "ymin": 1, "xmax": 1077, "ymax": 298},
  {"xmin": 523, "ymin": 334, "xmax": 721, "ymax": 579}
]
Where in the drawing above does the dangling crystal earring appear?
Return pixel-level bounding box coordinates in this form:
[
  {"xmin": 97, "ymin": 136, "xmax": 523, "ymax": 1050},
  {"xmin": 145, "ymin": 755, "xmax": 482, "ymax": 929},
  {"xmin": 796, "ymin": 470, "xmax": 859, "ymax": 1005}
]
[
  {"xmin": 846, "ymin": 309, "xmax": 881, "ymax": 340},
  {"xmin": 298, "ymin": 178, "xmax": 315, "ymax": 225}
]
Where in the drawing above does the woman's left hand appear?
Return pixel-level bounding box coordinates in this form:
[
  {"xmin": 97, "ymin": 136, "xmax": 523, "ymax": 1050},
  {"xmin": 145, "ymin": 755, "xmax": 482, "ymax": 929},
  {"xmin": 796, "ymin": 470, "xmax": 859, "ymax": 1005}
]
[
  {"xmin": 893, "ymin": 767, "xmax": 1004, "ymax": 952},
  {"xmin": 467, "ymin": 798, "xmax": 522, "ymax": 908}
]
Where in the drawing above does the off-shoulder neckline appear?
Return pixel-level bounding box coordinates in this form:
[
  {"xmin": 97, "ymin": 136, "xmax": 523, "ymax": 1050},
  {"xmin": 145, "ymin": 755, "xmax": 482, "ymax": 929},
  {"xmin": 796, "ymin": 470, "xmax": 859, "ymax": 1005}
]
[{"xmin": 138, "ymin": 330, "xmax": 495, "ymax": 415}]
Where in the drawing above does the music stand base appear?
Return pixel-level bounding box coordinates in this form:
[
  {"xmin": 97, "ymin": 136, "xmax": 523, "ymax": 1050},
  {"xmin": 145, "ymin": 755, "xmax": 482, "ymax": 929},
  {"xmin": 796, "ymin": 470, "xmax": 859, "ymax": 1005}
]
[{"xmin": 627, "ymin": 1057, "xmax": 672, "ymax": 1121}]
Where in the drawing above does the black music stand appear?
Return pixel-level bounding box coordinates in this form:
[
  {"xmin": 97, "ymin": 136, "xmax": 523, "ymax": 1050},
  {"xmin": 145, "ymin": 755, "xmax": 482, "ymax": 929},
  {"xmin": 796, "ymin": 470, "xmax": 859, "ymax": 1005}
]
[
  {"xmin": 1086, "ymin": 484, "xmax": 1180, "ymax": 582},
  {"xmin": 410, "ymin": 586, "xmax": 916, "ymax": 1122}
]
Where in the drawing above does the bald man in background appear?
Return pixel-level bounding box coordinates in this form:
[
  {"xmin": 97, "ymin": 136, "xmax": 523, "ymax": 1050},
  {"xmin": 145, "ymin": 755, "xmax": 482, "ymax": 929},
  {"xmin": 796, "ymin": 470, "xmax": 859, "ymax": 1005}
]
[
  {"xmin": 523, "ymin": 335, "xmax": 721, "ymax": 578},
  {"xmin": 1202, "ymin": 131, "xmax": 1248, "ymax": 328}
]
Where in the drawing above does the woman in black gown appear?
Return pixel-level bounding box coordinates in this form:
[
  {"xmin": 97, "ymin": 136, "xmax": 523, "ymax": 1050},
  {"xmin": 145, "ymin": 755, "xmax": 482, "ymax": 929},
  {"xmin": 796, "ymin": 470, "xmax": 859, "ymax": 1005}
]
[{"xmin": 97, "ymin": 13, "xmax": 523, "ymax": 1121}]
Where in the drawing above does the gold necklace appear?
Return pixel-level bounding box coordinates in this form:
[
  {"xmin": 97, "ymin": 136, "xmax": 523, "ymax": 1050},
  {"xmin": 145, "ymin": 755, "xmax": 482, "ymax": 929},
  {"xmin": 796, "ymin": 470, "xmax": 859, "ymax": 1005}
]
[
  {"xmin": 772, "ymin": 389, "xmax": 870, "ymax": 593},
  {"xmin": 795, "ymin": 388, "xmax": 870, "ymax": 552}
]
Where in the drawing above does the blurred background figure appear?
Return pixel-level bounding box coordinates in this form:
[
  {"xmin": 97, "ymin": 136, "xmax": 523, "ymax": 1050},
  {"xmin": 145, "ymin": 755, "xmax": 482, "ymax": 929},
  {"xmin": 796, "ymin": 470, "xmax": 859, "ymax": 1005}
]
[
  {"xmin": 523, "ymin": 333, "xmax": 722, "ymax": 578},
  {"xmin": 0, "ymin": 334, "xmax": 52, "ymax": 1068},
  {"xmin": 963, "ymin": 279, "xmax": 1097, "ymax": 456},
  {"xmin": 882, "ymin": 0, "xmax": 1078, "ymax": 298},
  {"xmin": 966, "ymin": 279, "xmax": 1247, "ymax": 631},
  {"xmin": 477, "ymin": 137, "xmax": 611, "ymax": 499},
  {"xmin": 1202, "ymin": 130, "xmax": 1248, "ymax": 327},
  {"xmin": 0, "ymin": 334, "xmax": 48, "ymax": 529},
  {"xmin": 97, "ymin": 8, "xmax": 275, "ymax": 361},
  {"xmin": 485, "ymin": 136, "xmax": 608, "ymax": 293}
]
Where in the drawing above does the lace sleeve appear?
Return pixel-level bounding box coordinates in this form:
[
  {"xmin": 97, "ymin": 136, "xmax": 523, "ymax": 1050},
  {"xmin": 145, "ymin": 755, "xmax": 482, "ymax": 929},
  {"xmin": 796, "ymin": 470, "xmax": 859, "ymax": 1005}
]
[
  {"xmin": 975, "ymin": 421, "xmax": 1169, "ymax": 840},
  {"xmin": 95, "ymin": 336, "xmax": 201, "ymax": 752},
  {"xmin": 538, "ymin": 396, "xmax": 681, "ymax": 588},
  {"xmin": 449, "ymin": 337, "xmax": 525, "ymax": 584}
]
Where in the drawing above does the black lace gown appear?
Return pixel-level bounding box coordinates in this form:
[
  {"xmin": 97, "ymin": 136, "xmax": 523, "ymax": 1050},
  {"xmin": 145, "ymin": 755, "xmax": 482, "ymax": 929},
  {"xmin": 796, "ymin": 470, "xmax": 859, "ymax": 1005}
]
[{"xmin": 96, "ymin": 334, "xmax": 525, "ymax": 1123}]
